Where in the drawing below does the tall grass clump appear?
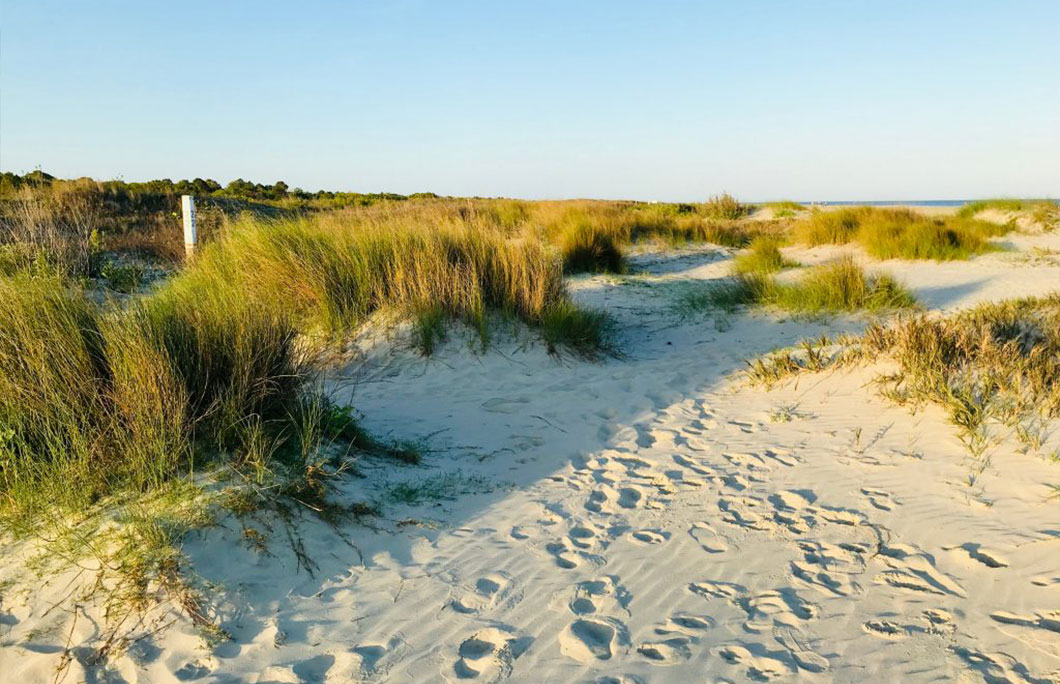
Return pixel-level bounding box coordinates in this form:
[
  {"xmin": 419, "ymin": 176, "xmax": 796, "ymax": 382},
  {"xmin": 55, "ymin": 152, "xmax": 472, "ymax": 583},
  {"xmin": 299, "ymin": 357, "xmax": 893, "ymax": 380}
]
[
  {"xmin": 170, "ymin": 213, "xmax": 608, "ymax": 355},
  {"xmin": 702, "ymin": 193, "xmax": 749, "ymax": 220},
  {"xmin": 732, "ymin": 236, "xmax": 795, "ymax": 276},
  {"xmin": 0, "ymin": 273, "xmax": 313, "ymax": 520},
  {"xmin": 679, "ymin": 256, "xmax": 916, "ymax": 316},
  {"xmin": 556, "ymin": 220, "xmax": 627, "ymax": 274},
  {"xmin": 771, "ymin": 257, "xmax": 917, "ymax": 313},
  {"xmin": 792, "ymin": 207, "xmax": 1013, "ymax": 260}
]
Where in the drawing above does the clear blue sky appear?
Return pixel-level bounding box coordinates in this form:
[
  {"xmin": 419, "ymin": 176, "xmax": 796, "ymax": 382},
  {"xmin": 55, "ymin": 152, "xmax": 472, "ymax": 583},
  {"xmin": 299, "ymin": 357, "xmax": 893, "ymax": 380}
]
[{"xmin": 2, "ymin": 1, "xmax": 1058, "ymax": 201}]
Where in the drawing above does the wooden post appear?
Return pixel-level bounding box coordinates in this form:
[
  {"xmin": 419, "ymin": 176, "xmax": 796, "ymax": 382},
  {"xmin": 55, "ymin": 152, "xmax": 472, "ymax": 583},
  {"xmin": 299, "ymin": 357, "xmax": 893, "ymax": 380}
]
[{"xmin": 181, "ymin": 195, "xmax": 197, "ymax": 259}]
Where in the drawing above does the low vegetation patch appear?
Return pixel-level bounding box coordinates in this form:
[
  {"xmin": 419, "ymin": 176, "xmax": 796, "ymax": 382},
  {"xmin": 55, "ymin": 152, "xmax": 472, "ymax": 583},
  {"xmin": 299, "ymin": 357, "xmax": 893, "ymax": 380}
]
[
  {"xmin": 748, "ymin": 295, "xmax": 1060, "ymax": 463},
  {"xmin": 680, "ymin": 256, "xmax": 916, "ymax": 316},
  {"xmin": 792, "ymin": 207, "xmax": 1013, "ymax": 260},
  {"xmin": 732, "ymin": 236, "xmax": 797, "ymax": 276}
]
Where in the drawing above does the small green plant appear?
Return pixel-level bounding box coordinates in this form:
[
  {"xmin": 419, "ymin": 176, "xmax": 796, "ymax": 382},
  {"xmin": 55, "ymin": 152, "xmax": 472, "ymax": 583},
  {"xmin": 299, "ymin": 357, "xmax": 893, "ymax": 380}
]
[
  {"xmin": 100, "ymin": 260, "xmax": 145, "ymax": 292},
  {"xmin": 732, "ymin": 236, "xmax": 796, "ymax": 276},
  {"xmin": 679, "ymin": 257, "xmax": 916, "ymax": 316}
]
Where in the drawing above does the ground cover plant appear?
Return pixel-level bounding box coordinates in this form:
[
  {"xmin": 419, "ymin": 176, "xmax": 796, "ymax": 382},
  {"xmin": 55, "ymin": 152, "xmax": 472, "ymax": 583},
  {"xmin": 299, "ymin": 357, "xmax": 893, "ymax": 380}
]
[
  {"xmin": 680, "ymin": 255, "xmax": 916, "ymax": 316},
  {"xmin": 791, "ymin": 206, "xmax": 1014, "ymax": 260},
  {"xmin": 747, "ymin": 294, "xmax": 1060, "ymax": 465}
]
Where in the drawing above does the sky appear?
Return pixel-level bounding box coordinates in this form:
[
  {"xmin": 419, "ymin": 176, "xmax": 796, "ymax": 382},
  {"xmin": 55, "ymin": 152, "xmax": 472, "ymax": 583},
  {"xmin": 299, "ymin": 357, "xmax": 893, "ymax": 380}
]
[{"xmin": 2, "ymin": 1, "xmax": 1058, "ymax": 201}]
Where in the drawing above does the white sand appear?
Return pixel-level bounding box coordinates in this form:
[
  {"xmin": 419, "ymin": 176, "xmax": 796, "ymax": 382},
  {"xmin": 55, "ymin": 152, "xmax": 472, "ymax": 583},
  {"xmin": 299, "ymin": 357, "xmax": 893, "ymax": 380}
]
[{"xmin": 2, "ymin": 230, "xmax": 1059, "ymax": 683}]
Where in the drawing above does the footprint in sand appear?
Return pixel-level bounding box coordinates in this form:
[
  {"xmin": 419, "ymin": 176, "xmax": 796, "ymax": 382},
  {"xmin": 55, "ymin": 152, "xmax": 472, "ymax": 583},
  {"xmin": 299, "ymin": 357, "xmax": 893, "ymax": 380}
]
[
  {"xmin": 546, "ymin": 541, "xmax": 580, "ymax": 569},
  {"xmin": 636, "ymin": 636, "xmax": 693, "ymax": 664},
  {"xmin": 863, "ymin": 619, "xmax": 907, "ymax": 639},
  {"xmin": 860, "ymin": 487, "xmax": 898, "ymax": 511},
  {"xmin": 718, "ymin": 496, "xmax": 771, "ymax": 531},
  {"xmin": 617, "ymin": 486, "xmax": 645, "ymax": 509},
  {"xmin": 688, "ymin": 521, "xmax": 728, "ymax": 553},
  {"xmin": 559, "ymin": 618, "xmax": 629, "ymax": 663},
  {"xmin": 790, "ymin": 540, "xmax": 867, "ymax": 597},
  {"xmin": 768, "ymin": 489, "xmax": 816, "ymax": 512},
  {"xmin": 875, "ymin": 544, "xmax": 966, "ymax": 598},
  {"xmin": 921, "ymin": 609, "xmax": 956, "ymax": 635},
  {"xmin": 452, "ymin": 628, "xmax": 531, "ymax": 680},
  {"xmin": 738, "ymin": 590, "xmax": 818, "ymax": 632},
  {"xmin": 568, "ymin": 523, "xmax": 603, "ymax": 550},
  {"xmin": 586, "ymin": 487, "xmax": 617, "ymax": 514},
  {"xmin": 672, "ymin": 454, "xmax": 716, "ymax": 477},
  {"xmin": 774, "ymin": 626, "xmax": 829, "ymax": 673},
  {"xmin": 990, "ymin": 610, "xmax": 1060, "ymax": 634},
  {"xmin": 351, "ymin": 635, "xmax": 406, "ymax": 679},
  {"xmin": 688, "ymin": 579, "xmax": 745, "ymax": 600},
  {"xmin": 763, "ymin": 448, "xmax": 801, "ymax": 467},
  {"xmin": 945, "ymin": 542, "xmax": 1009, "ymax": 569},
  {"xmin": 717, "ymin": 644, "xmax": 792, "ymax": 681},
  {"xmin": 450, "ymin": 572, "xmax": 514, "ymax": 615},
  {"xmin": 950, "ymin": 646, "xmax": 1050, "ymax": 684},
  {"xmin": 630, "ymin": 528, "xmax": 669, "ymax": 545}
]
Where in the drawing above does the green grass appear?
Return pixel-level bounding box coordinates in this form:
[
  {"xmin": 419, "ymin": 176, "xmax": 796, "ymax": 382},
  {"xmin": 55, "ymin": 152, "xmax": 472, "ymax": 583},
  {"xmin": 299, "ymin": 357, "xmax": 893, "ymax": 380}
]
[
  {"xmin": 765, "ymin": 200, "xmax": 805, "ymax": 212},
  {"xmin": 679, "ymin": 256, "xmax": 917, "ymax": 316},
  {"xmin": 792, "ymin": 207, "xmax": 1013, "ymax": 260},
  {"xmin": 957, "ymin": 198, "xmax": 1055, "ymax": 217},
  {"xmin": 732, "ymin": 236, "xmax": 797, "ymax": 276},
  {"xmin": 772, "ymin": 257, "xmax": 917, "ymax": 313},
  {"xmin": 746, "ymin": 294, "xmax": 1060, "ymax": 461},
  {"xmin": 702, "ymin": 193, "xmax": 750, "ymax": 220}
]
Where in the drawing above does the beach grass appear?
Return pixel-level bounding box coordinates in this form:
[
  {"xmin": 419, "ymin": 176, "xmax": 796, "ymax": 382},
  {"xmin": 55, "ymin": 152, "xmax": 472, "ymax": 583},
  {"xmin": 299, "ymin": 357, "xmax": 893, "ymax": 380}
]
[
  {"xmin": 680, "ymin": 256, "xmax": 916, "ymax": 316},
  {"xmin": 732, "ymin": 235, "xmax": 797, "ymax": 276},
  {"xmin": 792, "ymin": 207, "xmax": 1013, "ymax": 260},
  {"xmin": 746, "ymin": 294, "xmax": 1060, "ymax": 460}
]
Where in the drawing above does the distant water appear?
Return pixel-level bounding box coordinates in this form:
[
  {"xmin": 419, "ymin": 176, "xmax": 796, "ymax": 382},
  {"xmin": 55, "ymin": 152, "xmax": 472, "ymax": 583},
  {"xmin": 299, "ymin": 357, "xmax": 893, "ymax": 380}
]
[{"xmin": 813, "ymin": 200, "xmax": 971, "ymax": 207}]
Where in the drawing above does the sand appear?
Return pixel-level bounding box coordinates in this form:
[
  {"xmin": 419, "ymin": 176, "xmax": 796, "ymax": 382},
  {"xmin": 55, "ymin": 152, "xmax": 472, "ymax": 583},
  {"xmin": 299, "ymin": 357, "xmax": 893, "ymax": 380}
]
[{"xmin": 1, "ymin": 228, "xmax": 1059, "ymax": 683}]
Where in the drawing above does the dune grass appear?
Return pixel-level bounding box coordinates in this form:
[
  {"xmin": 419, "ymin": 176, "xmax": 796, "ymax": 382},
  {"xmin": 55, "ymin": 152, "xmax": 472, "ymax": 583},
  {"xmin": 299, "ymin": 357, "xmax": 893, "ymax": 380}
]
[
  {"xmin": 747, "ymin": 295, "xmax": 1060, "ymax": 463},
  {"xmin": 0, "ymin": 209, "xmax": 617, "ymax": 642},
  {"xmin": 791, "ymin": 207, "xmax": 1013, "ymax": 260},
  {"xmin": 732, "ymin": 236, "xmax": 797, "ymax": 276},
  {"xmin": 702, "ymin": 193, "xmax": 750, "ymax": 220},
  {"xmin": 957, "ymin": 198, "xmax": 1056, "ymax": 217},
  {"xmin": 680, "ymin": 256, "xmax": 916, "ymax": 316}
]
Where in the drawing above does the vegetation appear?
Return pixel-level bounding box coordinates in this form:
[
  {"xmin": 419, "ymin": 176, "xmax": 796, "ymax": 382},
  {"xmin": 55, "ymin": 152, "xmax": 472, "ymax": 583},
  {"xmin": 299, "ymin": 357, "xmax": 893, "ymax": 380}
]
[
  {"xmin": 792, "ymin": 207, "xmax": 1013, "ymax": 260},
  {"xmin": 702, "ymin": 193, "xmax": 750, "ymax": 220},
  {"xmin": 681, "ymin": 256, "xmax": 916, "ymax": 316},
  {"xmin": 732, "ymin": 236, "xmax": 796, "ymax": 276},
  {"xmin": 957, "ymin": 198, "xmax": 1057, "ymax": 220},
  {"xmin": 747, "ymin": 295, "xmax": 1060, "ymax": 464}
]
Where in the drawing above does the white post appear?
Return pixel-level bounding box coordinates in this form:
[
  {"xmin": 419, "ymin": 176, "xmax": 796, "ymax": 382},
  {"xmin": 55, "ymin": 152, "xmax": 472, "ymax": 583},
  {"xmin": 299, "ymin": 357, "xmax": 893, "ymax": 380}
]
[{"xmin": 181, "ymin": 194, "xmax": 197, "ymax": 259}]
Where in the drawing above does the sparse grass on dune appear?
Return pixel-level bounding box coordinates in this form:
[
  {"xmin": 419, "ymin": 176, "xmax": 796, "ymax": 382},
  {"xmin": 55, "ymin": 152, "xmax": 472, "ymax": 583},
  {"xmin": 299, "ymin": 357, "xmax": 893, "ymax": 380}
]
[
  {"xmin": 680, "ymin": 256, "xmax": 916, "ymax": 316},
  {"xmin": 791, "ymin": 206, "xmax": 1014, "ymax": 260},
  {"xmin": 732, "ymin": 236, "xmax": 797, "ymax": 276},
  {"xmin": 957, "ymin": 198, "xmax": 1058, "ymax": 220},
  {"xmin": 747, "ymin": 295, "xmax": 1060, "ymax": 462},
  {"xmin": 765, "ymin": 200, "xmax": 805, "ymax": 212}
]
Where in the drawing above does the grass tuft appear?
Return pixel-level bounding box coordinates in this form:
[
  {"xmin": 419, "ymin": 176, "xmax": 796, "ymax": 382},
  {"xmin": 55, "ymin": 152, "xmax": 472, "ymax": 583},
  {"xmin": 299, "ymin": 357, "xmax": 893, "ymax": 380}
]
[
  {"xmin": 732, "ymin": 236, "xmax": 796, "ymax": 276},
  {"xmin": 680, "ymin": 256, "xmax": 916, "ymax": 316},
  {"xmin": 792, "ymin": 207, "xmax": 1012, "ymax": 260}
]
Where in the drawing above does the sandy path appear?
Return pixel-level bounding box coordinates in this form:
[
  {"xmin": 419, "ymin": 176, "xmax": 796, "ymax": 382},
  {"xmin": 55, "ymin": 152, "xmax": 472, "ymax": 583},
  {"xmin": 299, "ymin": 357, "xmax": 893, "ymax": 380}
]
[{"xmin": 2, "ymin": 242, "xmax": 1058, "ymax": 683}]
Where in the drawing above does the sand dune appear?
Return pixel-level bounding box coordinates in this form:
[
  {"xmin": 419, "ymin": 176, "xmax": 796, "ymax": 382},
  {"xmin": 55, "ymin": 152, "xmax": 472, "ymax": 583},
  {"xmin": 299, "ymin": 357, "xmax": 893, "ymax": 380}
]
[{"xmin": 2, "ymin": 231, "xmax": 1059, "ymax": 683}]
